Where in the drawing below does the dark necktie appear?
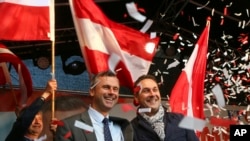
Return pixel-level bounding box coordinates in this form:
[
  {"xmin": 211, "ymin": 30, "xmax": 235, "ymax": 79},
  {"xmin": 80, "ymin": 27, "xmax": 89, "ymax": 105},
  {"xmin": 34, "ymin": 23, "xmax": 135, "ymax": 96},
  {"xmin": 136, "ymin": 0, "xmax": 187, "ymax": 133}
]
[{"xmin": 103, "ymin": 117, "xmax": 113, "ymax": 141}]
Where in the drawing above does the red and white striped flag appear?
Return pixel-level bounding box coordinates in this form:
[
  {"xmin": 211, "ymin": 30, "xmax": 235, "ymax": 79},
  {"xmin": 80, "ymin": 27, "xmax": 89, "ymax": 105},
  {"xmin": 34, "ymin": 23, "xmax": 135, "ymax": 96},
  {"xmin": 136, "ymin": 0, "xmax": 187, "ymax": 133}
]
[
  {"xmin": 69, "ymin": 0, "xmax": 159, "ymax": 89},
  {"xmin": 169, "ymin": 19, "xmax": 211, "ymax": 120},
  {"xmin": 0, "ymin": 0, "xmax": 51, "ymax": 40},
  {"xmin": 0, "ymin": 44, "xmax": 33, "ymax": 106}
]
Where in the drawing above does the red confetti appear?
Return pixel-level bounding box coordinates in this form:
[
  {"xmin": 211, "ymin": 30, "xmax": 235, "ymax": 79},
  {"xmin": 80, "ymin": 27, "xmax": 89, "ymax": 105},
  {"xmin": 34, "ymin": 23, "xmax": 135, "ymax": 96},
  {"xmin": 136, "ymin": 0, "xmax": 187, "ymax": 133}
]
[
  {"xmin": 133, "ymin": 86, "xmax": 141, "ymax": 94},
  {"xmin": 238, "ymin": 33, "xmax": 248, "ymax": 45},
  {"xmin": 135, "ymin": 3, "xmax": 146, "ymax": 13},
  {"xmin": 173, "ymin": 33, "xmax": 179, "ymax": 40},
  {"xmin": 137, "ymin": 8, "xmax": 146, "ymax": 13},
  {"xmin": 220, "ymin": 17, "xmax": 224, "ymax": 25},
  {"xmin": 64, "ymin": 131, "xmax": 72, "ymax": 139},
  {"xmin": 52, "ymin": 120, "xmax": 64, "ymax": 126},
  {"xmin": 224, "ymin": 7, "xmax": 227, "ymax": 16},
  {"xmin": 215, "ymin": 76, "xmax": 220, "ymax": 82}
]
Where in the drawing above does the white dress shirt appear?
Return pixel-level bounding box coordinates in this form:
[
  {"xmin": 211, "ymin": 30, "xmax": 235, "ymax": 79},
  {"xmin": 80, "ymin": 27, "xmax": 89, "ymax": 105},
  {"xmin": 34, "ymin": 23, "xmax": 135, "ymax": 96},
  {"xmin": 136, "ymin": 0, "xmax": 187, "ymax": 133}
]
[{"xmin": 88, "ymin": 106, "xmax": 124, "ymax": 141}]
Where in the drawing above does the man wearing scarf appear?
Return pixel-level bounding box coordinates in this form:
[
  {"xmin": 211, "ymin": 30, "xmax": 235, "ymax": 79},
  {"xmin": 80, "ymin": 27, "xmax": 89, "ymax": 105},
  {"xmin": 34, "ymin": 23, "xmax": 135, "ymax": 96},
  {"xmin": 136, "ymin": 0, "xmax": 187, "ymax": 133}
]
[{"xmin": 131, "ymin": 74, "xmax": 199, "ymax": 141}]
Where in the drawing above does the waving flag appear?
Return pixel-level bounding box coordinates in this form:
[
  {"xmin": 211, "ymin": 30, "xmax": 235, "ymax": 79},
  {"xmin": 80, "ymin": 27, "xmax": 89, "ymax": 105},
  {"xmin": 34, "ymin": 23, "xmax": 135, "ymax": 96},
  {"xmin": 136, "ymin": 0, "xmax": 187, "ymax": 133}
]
[
  {"xmin": 0, "ymin": 44, "xmax": 33, "ymax": 106},
  {"xmin": 0, "ymin": 0, "xmax": 50, "ymax": 40},
  {"xmin": 69, "ymin": 0, "xmax": 159, "ymax": 90},
  {"xmin": 169, "ymin": 19, "xmax": 211, "ymax": 120},
  {"xmin": 0, "ymin": 62, "xmax": 11, "ymax": 85}
]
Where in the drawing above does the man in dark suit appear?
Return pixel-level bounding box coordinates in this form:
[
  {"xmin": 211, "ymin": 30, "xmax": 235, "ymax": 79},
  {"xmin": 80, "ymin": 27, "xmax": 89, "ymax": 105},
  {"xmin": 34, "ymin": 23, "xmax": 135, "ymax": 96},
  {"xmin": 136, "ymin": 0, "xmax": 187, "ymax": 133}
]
[
  {"xmin": 55, "ymin": 70, "xmax": 133, "ymax": 141},
  {"xmin": 131, "ymin": 74, "xmax": 199, "ymax": 141},
  {"xmin": 5, "ymin": 79, "xmax": 57, "ymax": 141}
]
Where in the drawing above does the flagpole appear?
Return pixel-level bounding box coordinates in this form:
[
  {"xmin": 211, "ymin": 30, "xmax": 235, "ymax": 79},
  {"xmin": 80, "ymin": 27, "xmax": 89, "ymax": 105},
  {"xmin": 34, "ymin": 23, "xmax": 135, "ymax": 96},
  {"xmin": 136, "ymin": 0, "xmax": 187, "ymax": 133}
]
[
  {"xmin": 206, "ymin": 17, "xmax": 211, "ymax": 26},
  {"xmin": 50, "ymin": 0, "xmax": 56, "ymax": 119}
]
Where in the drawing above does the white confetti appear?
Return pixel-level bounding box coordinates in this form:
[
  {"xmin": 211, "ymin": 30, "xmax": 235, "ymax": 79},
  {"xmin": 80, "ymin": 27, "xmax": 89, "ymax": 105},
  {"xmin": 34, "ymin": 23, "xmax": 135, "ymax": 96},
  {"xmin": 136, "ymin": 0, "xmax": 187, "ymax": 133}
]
[
  {"xmin": 212, "ymin": 84, "xmax": 225, "ymax": 107},
  {"xmin": 125, "ymin": 2, "xmax": 146, "ymax": 22},
  {"xmin": 178, "ymin": 116, "xmax": 207, "ymax": 131}
]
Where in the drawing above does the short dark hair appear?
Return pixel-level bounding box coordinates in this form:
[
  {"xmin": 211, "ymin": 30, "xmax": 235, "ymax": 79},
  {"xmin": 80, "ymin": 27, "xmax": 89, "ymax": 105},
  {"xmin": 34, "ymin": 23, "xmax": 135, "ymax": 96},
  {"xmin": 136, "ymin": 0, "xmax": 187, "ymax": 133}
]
[
  {"xmin": 134, "ymin": 74, "xmax": 158, "ymax": 89},
  {"xmin": 90, "ymin": 70, "xmax": 118, "ymax": 89}
]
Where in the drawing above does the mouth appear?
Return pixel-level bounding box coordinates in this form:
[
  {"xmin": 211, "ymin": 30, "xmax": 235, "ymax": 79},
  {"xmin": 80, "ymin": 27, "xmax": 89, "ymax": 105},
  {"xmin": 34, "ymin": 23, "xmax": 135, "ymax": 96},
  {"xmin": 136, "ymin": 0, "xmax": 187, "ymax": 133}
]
[
  {"xmin": 146, "ymin": 98, "xmax": 158, "ymax": 104},
  {"xmin": 103, "ymin": 95, "xmax": 116, "ymax": 105},
  {"xmin": 32, "ymin": 124, "xmax": 41, "ymax": 128},
  {"xmin": 104, "ymin": 97, "xmax": 114, "ymax": 102}
]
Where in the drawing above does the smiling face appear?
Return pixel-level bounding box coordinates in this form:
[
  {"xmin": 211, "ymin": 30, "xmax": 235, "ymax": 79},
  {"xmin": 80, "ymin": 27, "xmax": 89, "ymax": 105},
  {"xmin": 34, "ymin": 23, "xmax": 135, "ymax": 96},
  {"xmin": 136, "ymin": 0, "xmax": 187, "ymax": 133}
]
[
  {"xmin": 134, "ymin": 77, "xmax": 161, "ymax": 116},
  {"xmin": 90, "ymin": 75, "xmax": 120, "ymax": 116},
  {"xmin": 25, "ymin": 112, "xmax": 43, "ymax": 139}
]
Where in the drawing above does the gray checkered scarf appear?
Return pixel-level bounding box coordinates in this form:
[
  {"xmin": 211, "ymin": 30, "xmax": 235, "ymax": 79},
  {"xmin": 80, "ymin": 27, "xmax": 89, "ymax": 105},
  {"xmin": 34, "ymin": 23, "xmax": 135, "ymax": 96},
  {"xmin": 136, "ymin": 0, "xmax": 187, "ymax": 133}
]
[{"xmin": 140, "ymin": 105, "xmax": 165, "ymax": 141}]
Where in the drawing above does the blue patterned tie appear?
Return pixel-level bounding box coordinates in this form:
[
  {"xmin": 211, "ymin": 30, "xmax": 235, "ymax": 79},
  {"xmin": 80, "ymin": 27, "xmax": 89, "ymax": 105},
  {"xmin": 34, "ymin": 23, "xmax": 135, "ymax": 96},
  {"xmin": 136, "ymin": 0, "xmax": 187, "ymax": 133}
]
[{"xmin": 103, "ymin": 117, "xmax": 113, "ymax": 141}]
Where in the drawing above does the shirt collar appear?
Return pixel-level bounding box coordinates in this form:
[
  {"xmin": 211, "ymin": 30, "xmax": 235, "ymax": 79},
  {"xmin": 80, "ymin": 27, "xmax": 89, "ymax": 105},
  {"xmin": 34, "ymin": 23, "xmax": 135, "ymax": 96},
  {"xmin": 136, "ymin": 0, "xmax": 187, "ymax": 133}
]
[{"xmin": 88, "ymin": 106, "xmax": 109, "ymax": 123}]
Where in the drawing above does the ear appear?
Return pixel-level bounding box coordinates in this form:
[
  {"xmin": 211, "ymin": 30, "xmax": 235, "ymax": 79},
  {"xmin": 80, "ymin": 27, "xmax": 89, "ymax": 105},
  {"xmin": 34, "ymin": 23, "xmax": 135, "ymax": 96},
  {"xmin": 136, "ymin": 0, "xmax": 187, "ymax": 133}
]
[
  {"xmin": 133, "ymin": 95, "xmax": 139, "ymax": 106},
  {"xmin": 89, "ymin": 89, "xmax": 94, "ymax": 96}
]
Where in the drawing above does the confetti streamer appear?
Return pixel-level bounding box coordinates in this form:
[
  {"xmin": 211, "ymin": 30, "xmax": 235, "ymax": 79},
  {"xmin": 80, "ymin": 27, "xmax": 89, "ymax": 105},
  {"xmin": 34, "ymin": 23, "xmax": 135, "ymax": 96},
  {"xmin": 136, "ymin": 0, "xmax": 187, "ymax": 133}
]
[
  {"xmin": 178, "ymin": 116, "xmax": 207, "ymax": 131},
  {"xmin": 140, "ymin": 19, "xmax": 153, "ymax": 33},
  {"xmin": 192, "ymin": 17, "xmax": 200, "ymax": 26},
  {"xmin": 138, "ymin": 107, "xmax": 151, "ymax": 113},
  {"xmin": 167, "ymin": 59, "xmax": 180, "ymax": 69},
  {"xmin": 197, "ymin": 0, "xmax": 210, "ymax": 10},
  {"xmin": 74, "ymin": 120, "xmax": 94, "ymax": 132},
  {"xmin": 125, "ymin": 2, "xmax": 146, "ymax": 22},
  {"xmin": 212, "ymin": 84, "xmax": 225, "ymax": 107}
]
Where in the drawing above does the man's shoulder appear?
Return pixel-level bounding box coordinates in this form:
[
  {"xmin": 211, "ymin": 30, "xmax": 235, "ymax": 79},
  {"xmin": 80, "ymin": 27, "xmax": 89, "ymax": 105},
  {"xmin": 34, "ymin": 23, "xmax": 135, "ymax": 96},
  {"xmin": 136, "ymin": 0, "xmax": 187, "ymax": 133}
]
[
  {"xmin": 165, "ymin": 111, "xmax": 184, "ymax": 122},
  {"xmin": 62, "ymin": 110, "xmax": 89, "ymax": 123},
  {"xmin": 166, "ymin": 111, "xmax": 184, "ymax": 117},
  {"xmin": 110, "ymin": 116, "xmax": 129, "ymax": 122}
]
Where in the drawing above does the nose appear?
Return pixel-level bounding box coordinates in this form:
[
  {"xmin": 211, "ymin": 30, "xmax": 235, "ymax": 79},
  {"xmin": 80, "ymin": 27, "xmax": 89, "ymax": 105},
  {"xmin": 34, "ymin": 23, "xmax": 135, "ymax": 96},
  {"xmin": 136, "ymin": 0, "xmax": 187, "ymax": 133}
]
[
  {"xmin": 149, "ymin": 89, "xmax": 156, "ymax": 96},
  {"xmin": 34, "ymin": 118, "xmax": 40, "ymax": 123},
  {"xmin": 108, "ymin": 87, "xmax": 119, "ymax": 94},
  {"xmin": 109, "ymin": 88, "xmax": 116, "ymax": 94},
  {"xmin": 33, "ymin": 116, "xmax": 42, "ymax": 123}
]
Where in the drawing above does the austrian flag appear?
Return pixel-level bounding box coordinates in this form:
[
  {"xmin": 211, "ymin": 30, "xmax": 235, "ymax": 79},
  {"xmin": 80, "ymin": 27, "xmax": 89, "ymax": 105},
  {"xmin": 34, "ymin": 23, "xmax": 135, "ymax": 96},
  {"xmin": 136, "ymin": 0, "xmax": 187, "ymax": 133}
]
[
  {"xmin": 69, "ymin": 0, "xmax": 159, "ymax": 89},
  {"xmin": 0, "ymin": 44, "xmax": 33, "ymax": 106},
  {"xmin": 0, "ymin": 0, "xmax": 50, "ymax": 40},
  {"xmin": 170, "ymin": 19, "xmax": 211, "ymax": 120}
]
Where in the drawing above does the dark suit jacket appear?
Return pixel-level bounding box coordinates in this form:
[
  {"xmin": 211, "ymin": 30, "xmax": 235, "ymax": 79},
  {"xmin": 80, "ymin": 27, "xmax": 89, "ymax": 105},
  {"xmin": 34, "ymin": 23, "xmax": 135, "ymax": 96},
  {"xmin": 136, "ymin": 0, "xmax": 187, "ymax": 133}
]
[
  {"xmin": 55, "ymin": 109, "xmax": 133, "ymax": 141},
  {"xmin": 5, "ymin": 97, "xmax": 45, "ymax": 141},
  {"xmin": 131, "ymin": 111, "xmax": 199, "ymax": 141}
]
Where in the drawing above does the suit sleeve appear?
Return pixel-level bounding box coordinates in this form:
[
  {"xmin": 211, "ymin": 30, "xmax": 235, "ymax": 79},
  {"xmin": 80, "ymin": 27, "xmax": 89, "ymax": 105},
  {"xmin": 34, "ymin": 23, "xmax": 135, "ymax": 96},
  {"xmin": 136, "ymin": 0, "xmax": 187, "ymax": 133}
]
[{"xmin": 55, "ymin": 120, "xmax": 74, "ymax": 141}]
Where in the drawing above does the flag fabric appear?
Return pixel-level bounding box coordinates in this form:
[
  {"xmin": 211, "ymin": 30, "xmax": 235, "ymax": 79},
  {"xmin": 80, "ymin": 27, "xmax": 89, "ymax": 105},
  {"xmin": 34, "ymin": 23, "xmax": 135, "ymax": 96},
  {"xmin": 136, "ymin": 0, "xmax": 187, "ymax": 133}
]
[
  {"xmin": 169, "ymin": 20, "xmax": 211, "ymax": 119},
  {"xmin": 69, "ymin": 0, "xmax": 159, "ymax": 90},
  {"xmin": 0, "ymin": 62, "xmax": 11, "ymax": 85},
  {"xmin": 0, "ymin": 0, "xmax": 50, "ymax": 40},
  {"xmin": 0, "ymin": 44, "xmax": 33, "ymax": 106}
]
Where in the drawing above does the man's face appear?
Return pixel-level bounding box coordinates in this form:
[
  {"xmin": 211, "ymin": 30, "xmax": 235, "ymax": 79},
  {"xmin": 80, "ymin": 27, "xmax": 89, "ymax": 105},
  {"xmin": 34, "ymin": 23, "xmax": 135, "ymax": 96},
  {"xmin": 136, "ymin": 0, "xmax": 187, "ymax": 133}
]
[
  {"xmin": 26, "ymin": 112, "xmax": 43, "ymax": 136},
  {"xmin": 135, "ymin": 78, "xmax": 161, "ymax": 115},
  {"xmin": 90, "ymin": 76, "xmax": 120, "ymax": 114}
]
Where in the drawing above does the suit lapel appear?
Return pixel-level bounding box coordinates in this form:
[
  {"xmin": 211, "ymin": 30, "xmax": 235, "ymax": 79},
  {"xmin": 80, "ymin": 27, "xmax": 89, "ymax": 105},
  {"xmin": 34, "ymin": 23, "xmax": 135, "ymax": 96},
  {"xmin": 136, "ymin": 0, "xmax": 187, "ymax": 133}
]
[{"xmin": 79, "ymin": 111, "xmax": 97, "ymax": 141}]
